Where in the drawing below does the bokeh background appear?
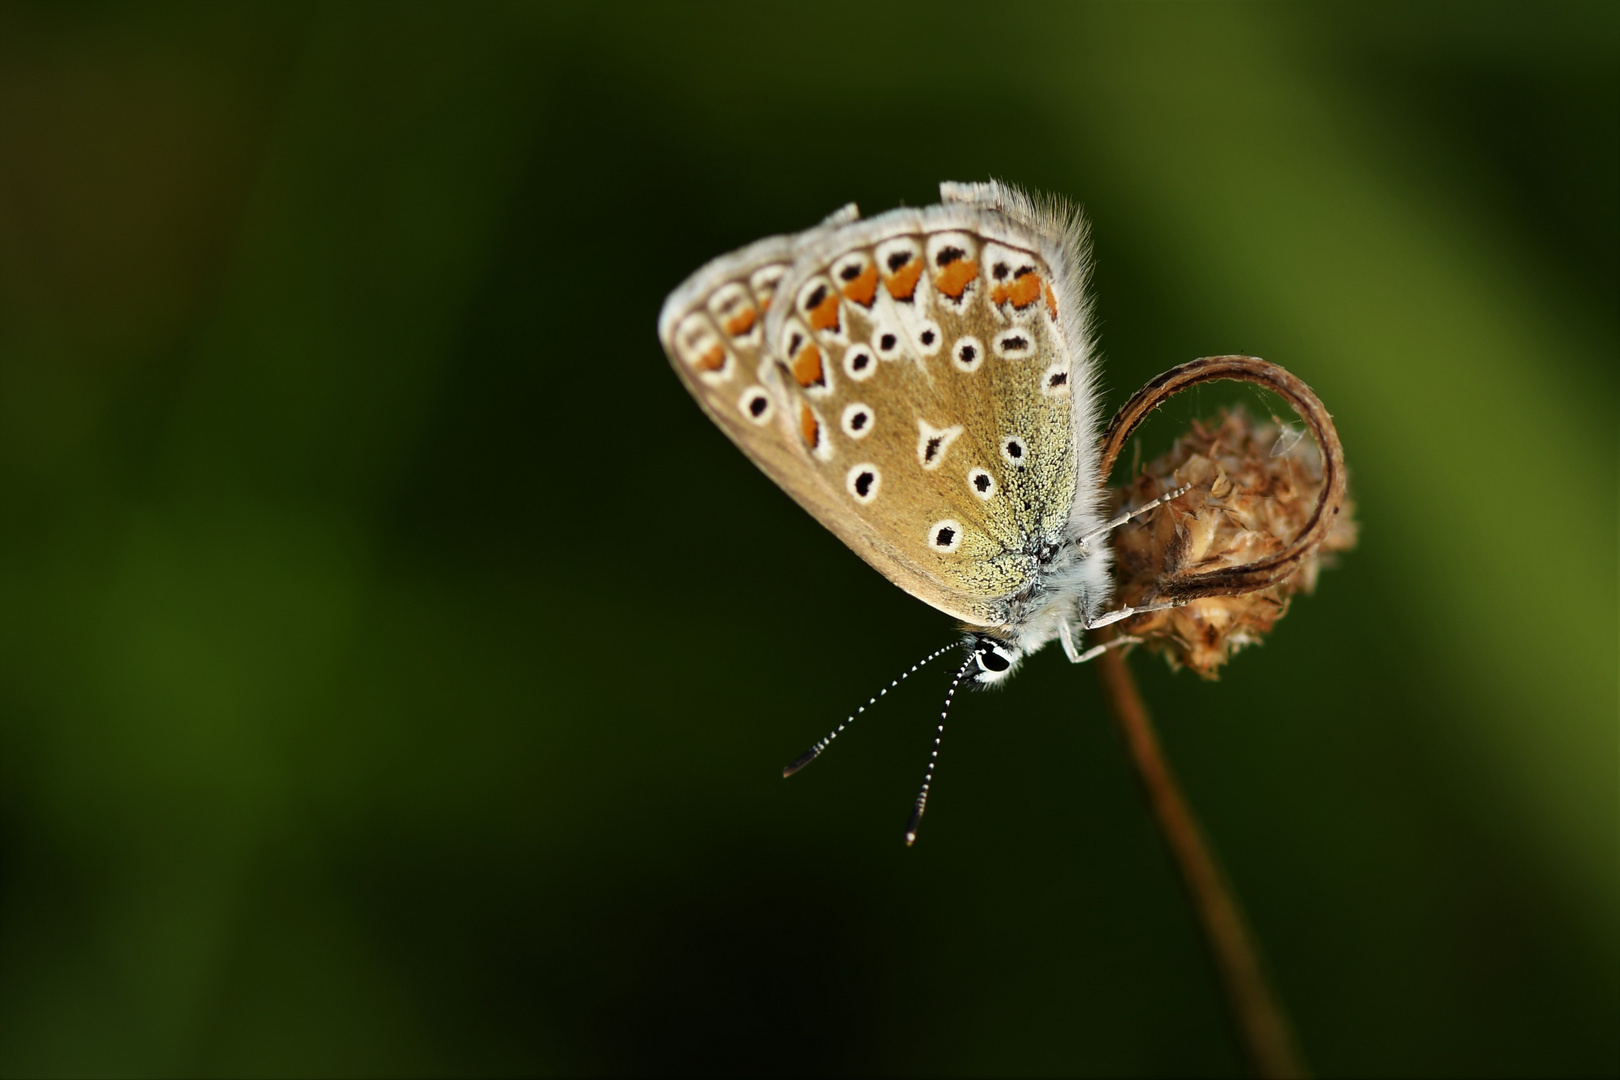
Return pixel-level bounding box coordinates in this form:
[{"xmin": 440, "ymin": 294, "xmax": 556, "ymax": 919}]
[{"xmin": 1, "ymin": 3, "xmax": 1614, "ymax": 1076}]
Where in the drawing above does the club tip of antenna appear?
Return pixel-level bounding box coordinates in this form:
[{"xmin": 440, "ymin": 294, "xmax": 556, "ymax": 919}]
[
  {"xmin": 782, "ymin": 748, "xmax": 818, "ymax": 778},
  {"xmin": 904, "ymin": 803, "xmax": 924, "ymax": 846}
]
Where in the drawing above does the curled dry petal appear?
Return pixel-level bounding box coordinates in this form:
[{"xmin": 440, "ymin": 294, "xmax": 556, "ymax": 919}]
[{"xmin": 1110, "ymin": 409, "xmax": 1359, "ymax": 678}]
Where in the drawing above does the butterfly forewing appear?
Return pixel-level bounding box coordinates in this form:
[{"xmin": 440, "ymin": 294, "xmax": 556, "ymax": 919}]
[
  {"xmin": 661, "ymin": 187, "xmax": 1093, "ymax": 628},
  {"xmin": 767, "ymin": 221, "xmax": 1080, "ymax": 616}
]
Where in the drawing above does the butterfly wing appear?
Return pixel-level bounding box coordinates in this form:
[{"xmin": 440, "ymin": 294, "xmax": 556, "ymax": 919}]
[
  {"xmin": 658, "ymin": 229, "xmax": 815, "ymax": 511},
  {"xmin": 659, "ymin": 207, "xmax": 946, "ymax": 604},
  {"xmin": 660, "ymin": 184, "xmax": 1105, "ymax": 628}
]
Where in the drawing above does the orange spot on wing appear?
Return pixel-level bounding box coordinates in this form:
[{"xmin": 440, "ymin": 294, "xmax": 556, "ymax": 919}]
[
  {"xmin": 808, "ymin": 291, "xmax": 840, "ymax": 333},
  {"xmin": 934, "ymin": 259, "xmax": 979, "ymax": 300},
  {"xmin": 1045, "ymin": 282, "xmax": 1058, "ymax": 320},
  {"xmin": 695, "ymin": 345, "xmax": 727, "ymax": 372},
  {"xmin": 791, "ymin": 344, "xmax": 824, "ymax": 387},
  {"xmin": 842, "ymin": 263, "xmax": 878, "ymax": 306},
  {"xmin": 991, "ymin": 271, "xmax": 1042, "ymax": 309},
  {"xmin": 799, "ymin": 403, "xmax": 819, "ymax": 448},
  {"xmin": 884, "ymin": 258, "xmax": 923, "ymax": 301},
  {"xmin": 724, "ymin": 307, "xmax": 757, "ymax": 336}
]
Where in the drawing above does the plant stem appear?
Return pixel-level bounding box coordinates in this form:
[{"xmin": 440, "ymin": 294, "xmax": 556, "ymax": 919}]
[{"xmin": 1094, "ymin": 647, "xmax": 1308, "ymax": 1079}]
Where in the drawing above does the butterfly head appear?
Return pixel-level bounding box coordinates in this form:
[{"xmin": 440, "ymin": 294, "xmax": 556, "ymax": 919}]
[{"xmin": 970, "ymin": 635, "xmax": 1023, "ymax": 686}]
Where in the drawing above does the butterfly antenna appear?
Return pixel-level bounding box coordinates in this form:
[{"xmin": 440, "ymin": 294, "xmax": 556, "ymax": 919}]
[
  {"xmin": 782, "ymin": 643, "xmax": 958, "ymax": 778},
  {"xmin": 904, "ymin": 651, "xmax": 976, "ymax": 846}
]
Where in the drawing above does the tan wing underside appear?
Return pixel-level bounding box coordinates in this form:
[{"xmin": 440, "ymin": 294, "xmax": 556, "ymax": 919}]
[
  {"xmin": 660, "ymin": 212, "xmax": 1081, "ymax": 627},
  {"xmin": 659, "ymin": 237, "xmax": 974, "ymax": 620},
  {"xmin": 767, "ymin": 230, "xmax": 1077, "ymax": 624}
]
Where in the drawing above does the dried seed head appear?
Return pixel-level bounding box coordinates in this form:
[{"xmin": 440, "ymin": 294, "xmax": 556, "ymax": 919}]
[{"xmin": 1109, "ymin": 409, "xmax": 1358, "ymax": 678}]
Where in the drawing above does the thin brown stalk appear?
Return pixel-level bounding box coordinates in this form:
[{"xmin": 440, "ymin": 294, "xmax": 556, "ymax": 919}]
[
  {"xmin": 1093, "ymin": 355, "xmax": 1344, "ymax": 1077},
  {"xmin": 1095, "ymin": 646, "xmax": 1307, "ymax": 1079}
]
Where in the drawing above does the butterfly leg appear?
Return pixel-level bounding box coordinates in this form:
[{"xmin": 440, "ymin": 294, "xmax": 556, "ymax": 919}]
[
  {"xmin": 1076, "ymin": 482, "xmax": 1194, "ymax": 552},
  {"xmin": 1082, "ymin": 599, "xmax": 1186, "ymax": 632},
  {"xmin": 1076, "ymin": 478, "xmax": 1195, "ymax": 634},
  {"xmin": 1059, "ymin": 617, "xmax": 1142, "ymax": 664}
]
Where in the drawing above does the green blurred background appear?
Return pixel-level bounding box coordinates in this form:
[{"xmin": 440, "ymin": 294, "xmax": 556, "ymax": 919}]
[{"xmin": 1, "ymin": 2, "xmax": 1614, "ymax": 1076}]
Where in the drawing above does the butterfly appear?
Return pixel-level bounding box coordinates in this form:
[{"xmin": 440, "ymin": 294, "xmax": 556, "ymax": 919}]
[{"xmin": 658, "ymin": 181, "xmax": 1187, "ymax": 842}]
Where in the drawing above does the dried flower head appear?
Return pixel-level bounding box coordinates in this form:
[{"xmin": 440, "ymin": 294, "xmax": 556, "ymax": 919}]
[{"xmin": 1109, "ymin": 409, "xmax": 1359, "ymax": 678}]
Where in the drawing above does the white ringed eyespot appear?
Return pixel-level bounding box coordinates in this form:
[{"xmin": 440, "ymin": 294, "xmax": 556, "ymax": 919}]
[
  {"xmin": 928, "ymin": 519, "xmax": 964, "ymax": 553},
  {"xmin": 843, "ymin": 344, "xmax": 877, "ymax": 381},
  {"xmin": 846, "ymin": 464, "xmax": 881, "ymax": 504},
  {"xmin": 841, "ymin": 403, "xmax": 875, "ymax": 440},
  {"xmin": 914, "ymin": 319, "xmax": 943, "ymax": 356},
  {"xmin": 873, "ymin": 325, "xmax": 905, "ymax": 361},
  {"xmin": 1041, "ymin": 363, "xmax": 1070, "ymax": 395},
  {"xmin": 994, "ymin": 330, "xmax": 1033, "ymax": 360},
  {"xmin": 738, "ymin": 387, "xmax": 773, "ymax": 424},
  {"xmin": 952, "ymin": 336, "xmax": 983, "ymax": 373},
  {"xmin": 917, "ymin": 420, "xmax": 964, "ymax": 471}
]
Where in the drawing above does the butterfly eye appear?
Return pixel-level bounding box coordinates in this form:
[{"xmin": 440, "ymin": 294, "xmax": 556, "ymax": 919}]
[{"xmin": 973, "ymin": 640, "xmax": 1018, "ymax": 682}]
